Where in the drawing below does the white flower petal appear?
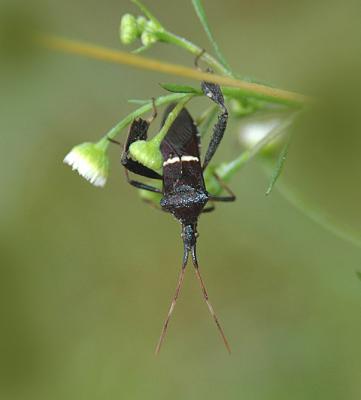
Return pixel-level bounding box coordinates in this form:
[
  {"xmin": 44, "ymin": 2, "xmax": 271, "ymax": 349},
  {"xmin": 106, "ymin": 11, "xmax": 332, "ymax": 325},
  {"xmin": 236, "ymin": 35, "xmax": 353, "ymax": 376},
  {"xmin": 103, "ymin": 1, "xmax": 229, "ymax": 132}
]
[
  {"xmin": 240, "ymin": 120, "xmax": 281, "ymax": 148},
  {"xmin": 63, "ymin": 146, "xmax": 107, "ymax": 187}
]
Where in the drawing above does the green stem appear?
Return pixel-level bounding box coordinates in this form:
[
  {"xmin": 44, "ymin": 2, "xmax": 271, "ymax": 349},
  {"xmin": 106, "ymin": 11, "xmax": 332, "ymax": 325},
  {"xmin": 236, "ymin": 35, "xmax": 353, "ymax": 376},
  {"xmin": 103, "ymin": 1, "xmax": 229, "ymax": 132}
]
[
  {"xmin": 156, "ymin": 30, "xmax": 232, "ymax": 77},
  {"xmin": 155, "ymin": 30, "xmax": 305, "ymax": 105},
  {"xmin": 105, "ymin": 92, "xmax": 195, "ymax": 141},
  {"xmin": 222, "ymin": 87, "xmax": 303, "ymax": 108},
  {"xmin": 268, "ymin": 170, "xmax": 361, "ymax": 249},
  {"xmin": 132, "ymin": 0, "xmax": 232, "ymax": 76},
  {"xmin": 215, "ymin": 113, "xmax": 298, "ymax": 181},
  {"xmin": 151, "ymin": 95, "xmax": 193, "ymax": 146},
  {"xmin": 39, "ymin": 35, "xmax": 310, "ymax": 107}
]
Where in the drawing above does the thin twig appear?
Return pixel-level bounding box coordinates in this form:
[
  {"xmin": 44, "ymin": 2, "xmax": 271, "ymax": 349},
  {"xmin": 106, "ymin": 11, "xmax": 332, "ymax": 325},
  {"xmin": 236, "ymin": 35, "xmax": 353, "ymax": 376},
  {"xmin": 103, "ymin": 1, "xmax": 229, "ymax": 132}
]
[{"xmin": 37, "ymin": 35, "xmax": 311, "ymax": 107}]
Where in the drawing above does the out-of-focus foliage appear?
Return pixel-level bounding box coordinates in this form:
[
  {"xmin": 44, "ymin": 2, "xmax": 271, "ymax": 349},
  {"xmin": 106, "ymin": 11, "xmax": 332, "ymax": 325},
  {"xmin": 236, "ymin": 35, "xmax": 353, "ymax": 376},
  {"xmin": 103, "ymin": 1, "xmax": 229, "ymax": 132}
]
[{"xmin": 0, "ymin": 1, "xmax": 360, "ymax": 400}]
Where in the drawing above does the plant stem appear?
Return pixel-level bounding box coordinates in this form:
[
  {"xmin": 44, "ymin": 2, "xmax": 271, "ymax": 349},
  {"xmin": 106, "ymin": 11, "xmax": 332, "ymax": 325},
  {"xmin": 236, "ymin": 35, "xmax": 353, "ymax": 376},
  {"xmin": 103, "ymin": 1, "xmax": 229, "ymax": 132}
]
[
  {"xmin": 151, "ymin": 95, "xmax": 193, "ymax": 146},
  {"xmin": 215, "ymin": 113, "xmax": 298, "ymax": 181},
  {"xmin": 269, "ymin": 173, "xmax": 361, "ymax": 249},
  {"xmin": 156, "ymin": 30, "xmax": 232, "ymax": 77},
  {"xmin": 38, "ymin": 35, "xmax": 310, "ymax": 107},
  {"xmin": 106, "ymin": 92, "xmax": 194, "ymax": 141}
]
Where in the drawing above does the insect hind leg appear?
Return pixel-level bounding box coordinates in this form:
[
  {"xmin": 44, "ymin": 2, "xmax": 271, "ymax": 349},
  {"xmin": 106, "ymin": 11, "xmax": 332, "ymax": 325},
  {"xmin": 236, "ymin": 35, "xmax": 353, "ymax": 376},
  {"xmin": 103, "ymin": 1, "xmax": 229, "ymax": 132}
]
[
  {"xmin": 201, "ymin": 81, "xmax": 228, "ymax": 171},
  {"xmin": 124, "ymin": 169, "xmax": 162, "ymax": 194},
  {"xmin": 190, "ymin": 245, "xmax": 231, "ymax": 354},
  {"xmin": 155, "ymin": 246, "xmax": 189, "ymax": 354},
  {"xmin": 209, "ymin": 173, "xmax": 236, "ymax": 202}
]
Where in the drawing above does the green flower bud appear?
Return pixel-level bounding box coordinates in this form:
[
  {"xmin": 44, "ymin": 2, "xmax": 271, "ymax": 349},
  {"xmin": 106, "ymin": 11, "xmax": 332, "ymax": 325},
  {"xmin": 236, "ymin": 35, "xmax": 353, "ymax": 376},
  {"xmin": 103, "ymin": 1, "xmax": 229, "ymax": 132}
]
[
  {"xmin": 238, "ymin": 115, "xmax": 287, "ymax": 157},
  {"xmin": 128, "ymin": 99, "xmax": 190, "ymax": 176},
  {"xmin": 63, "ymin": 139, "xmax": 109, "ymax": 187},
  {"xmin": 128, "ymin": 139, "xmax": 163, "ymax": 172},
  {"xmin": 141, "ymin": 31, "xmax": 157, "ymax": 47},
  {"xmin": 145, "ymin": 20, "xmax": 159, "ymax": 33},
  {"xmin": 120, "ymin": 14, "xmax": 139, "ymax": 45},
  {"xmin": 136, "ymin": 16, "xmax": 148, "ymax": 31},
  {"xmin": 240, "ymin": 120, "xmax": 277, "ymax": 149}
]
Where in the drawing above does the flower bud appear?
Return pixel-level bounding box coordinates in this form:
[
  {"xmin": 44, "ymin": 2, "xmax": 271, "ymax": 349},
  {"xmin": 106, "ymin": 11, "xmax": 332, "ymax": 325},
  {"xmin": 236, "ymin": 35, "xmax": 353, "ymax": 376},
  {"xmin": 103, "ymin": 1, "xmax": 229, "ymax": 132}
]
[
  {"xmin": 136, "ymin": 16, "xmax": 148, "ymax": 31},
  {"xmin": 140, "ymin": 31, "xmax": 157, "ymax": 47},
  {"xmin": 238, "ymin": 113, "xmax": 287, "ymax": 157},
  {"xmin": 63, "ymin": 139, "xmax": 109, "ymax": 187},
  {"xmin": 128, "ymin": 139, "xmax": 163, "ymax": 172},
  {"xmin": 120, "ymin": 14, "xmax": 139, "ymax": 45}
]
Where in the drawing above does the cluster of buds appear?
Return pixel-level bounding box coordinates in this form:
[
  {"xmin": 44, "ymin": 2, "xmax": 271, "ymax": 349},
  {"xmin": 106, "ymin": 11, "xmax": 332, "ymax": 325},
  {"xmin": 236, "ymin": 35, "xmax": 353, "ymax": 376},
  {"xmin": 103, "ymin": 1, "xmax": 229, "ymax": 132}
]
[{"xmin": 119, "ymin": 13, "xmax": 161, "ymax": 48}]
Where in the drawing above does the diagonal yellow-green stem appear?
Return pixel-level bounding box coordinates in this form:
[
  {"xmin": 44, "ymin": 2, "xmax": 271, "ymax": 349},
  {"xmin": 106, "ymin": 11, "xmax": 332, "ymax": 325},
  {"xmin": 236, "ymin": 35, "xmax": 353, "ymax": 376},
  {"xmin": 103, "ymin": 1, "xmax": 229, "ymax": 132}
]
[{"xmin": 37, "ymin": 35, "xmax": 311, "ymax": 107}]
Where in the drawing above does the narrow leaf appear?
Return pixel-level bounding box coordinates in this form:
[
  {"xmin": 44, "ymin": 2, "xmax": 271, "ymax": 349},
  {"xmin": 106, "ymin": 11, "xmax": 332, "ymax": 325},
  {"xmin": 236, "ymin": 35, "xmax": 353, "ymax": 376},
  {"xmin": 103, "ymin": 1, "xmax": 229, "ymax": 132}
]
[
  {"xmin": 192, "ymin": 0, "xmax": 231, "ymax": 72},
  {"xmin": 128, "ymin": 99, "xmax": 150, "ymax": 105},
  {"xmin": 131, "ymin": 0, "xmax": 162, "ymax": 28},
  {"xmin": 132, "ymin": 45, "xmax": 151, "ymax": 54},
  {"xmin": 265, "ymin": 135, "xmax": 292, "ymax": 196},
  {"xmin": 160, "ymin": 83, "xmax": 201, "ymax": 94}
]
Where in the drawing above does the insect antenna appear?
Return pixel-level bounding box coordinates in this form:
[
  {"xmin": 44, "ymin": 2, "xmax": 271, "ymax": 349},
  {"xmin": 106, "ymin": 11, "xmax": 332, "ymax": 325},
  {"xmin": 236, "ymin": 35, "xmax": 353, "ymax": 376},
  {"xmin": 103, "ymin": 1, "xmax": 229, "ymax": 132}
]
[
  {"xmin": 191, "ymin": 245, "xmax": 231, "ymax": 354},
  {"xmin": 155, "ymin": 246, "xmax": 189, "ymax": 355}
]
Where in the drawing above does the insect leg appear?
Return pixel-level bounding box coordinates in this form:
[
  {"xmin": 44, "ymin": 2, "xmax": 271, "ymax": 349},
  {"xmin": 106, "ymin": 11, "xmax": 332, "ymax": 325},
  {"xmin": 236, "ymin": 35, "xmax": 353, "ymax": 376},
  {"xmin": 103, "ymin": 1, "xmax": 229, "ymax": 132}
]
[
  {"xmin": 190, "ymin": 245, "xmax": 231, "ymax": 354},
  {"xmin": 107, "ymin": 138, "xmax": 122, "ymax": 146},
  {"xmin": 142, "ymin": 199, "xmax": 167, "ymax": 212},
  {"xmin": 202, "ymin": 201, "xmax": 215, "ymax": 213},
  {"xmin": 208, "ymin": 173, "xmax": 236, "ymax": 202},
  {"xmin": 155, "ymin": 246, "xmax": 189, "ymax": 355},
  {"xmin": 146, "ymin": 97, "xmax": 158, "ymax": 124},
  {"xmin": 201, "ymin": 81, "xmax": 228, "ymax": 171},
  {"xmin": 124, "ymin": 169, "xmax": 162, "ymax": 194}
]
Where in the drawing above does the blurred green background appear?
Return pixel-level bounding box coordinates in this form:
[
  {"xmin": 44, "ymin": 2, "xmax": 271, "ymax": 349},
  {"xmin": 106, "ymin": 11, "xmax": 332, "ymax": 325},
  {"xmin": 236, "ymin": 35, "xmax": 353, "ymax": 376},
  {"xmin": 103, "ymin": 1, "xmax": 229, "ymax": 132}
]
[{"xmin": 1, "ymin": 0, "xmax": 360, "ymax": 399}]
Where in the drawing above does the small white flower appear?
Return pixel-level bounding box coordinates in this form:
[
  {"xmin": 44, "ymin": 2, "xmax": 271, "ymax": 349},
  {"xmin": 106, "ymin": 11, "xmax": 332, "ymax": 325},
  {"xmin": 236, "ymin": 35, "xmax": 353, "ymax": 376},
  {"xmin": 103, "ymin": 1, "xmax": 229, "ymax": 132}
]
[
  {"xmin": 240, "ymin": 119, "xmax": 281, "ymax": 149},
  {"xmin": 63, "ymin": 140, "xmax": 109, "ymax": 187}
]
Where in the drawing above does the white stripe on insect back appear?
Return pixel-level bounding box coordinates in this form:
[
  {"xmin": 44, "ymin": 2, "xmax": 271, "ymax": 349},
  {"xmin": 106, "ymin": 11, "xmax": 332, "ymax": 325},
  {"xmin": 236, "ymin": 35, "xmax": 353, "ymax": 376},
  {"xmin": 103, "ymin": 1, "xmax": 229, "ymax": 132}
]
[
  {"xmin": 163, "ymin": 155, "xmax": 199, "ymax": 167},
  {"xmin": 181, "ymin": 156, "xmax": 199, "ymax": 162}
]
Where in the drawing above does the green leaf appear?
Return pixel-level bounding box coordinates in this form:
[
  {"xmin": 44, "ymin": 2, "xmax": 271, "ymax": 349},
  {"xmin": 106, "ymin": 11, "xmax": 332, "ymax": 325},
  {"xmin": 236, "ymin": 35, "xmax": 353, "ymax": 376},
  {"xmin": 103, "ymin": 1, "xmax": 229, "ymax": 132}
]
[
  {"xmin": 265, "ymin": 135, "xmax": 292, "ymax": 196},
  {"xmin": 356, "ymin": 271, "xmax": 361, "ymax": 282},
  {"xmin": 160, "ymin": 83, "xmax": 201, "ymax": 94},
  {"xmin": 191, "ymin": 0, "xmax": 231, "ymax": 73}
]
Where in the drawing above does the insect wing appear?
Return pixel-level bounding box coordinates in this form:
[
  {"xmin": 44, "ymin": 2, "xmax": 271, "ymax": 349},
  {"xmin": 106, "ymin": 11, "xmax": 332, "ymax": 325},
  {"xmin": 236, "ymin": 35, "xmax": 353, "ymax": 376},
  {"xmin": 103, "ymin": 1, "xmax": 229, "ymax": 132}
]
[
  {"xmin": 122, "ymin": 118, "xmax": 162, "ymax": 180},
  {"xmin": 160, "ymin": 104, "xmax": 200, "ymax": 160}
]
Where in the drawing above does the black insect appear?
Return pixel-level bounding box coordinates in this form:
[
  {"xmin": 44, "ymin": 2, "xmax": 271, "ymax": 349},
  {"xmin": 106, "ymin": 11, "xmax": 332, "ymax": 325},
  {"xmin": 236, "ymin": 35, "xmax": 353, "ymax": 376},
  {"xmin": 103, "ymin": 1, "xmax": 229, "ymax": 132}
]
[{"xmin": 119, "ymin": 81, "xmax": 236, "ymax": 354}]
